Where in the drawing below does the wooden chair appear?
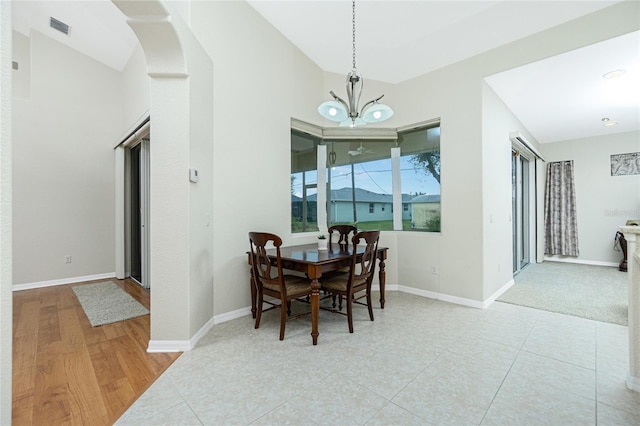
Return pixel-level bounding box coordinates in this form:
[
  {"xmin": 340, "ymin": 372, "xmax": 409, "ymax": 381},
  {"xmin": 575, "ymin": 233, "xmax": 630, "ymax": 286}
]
[
  {"xmin": 249, "ymin": 232, "xmax": 312, "ymax": 340},
  {"xmin": 325, "ymin": 225, "xmax": 358, "ymax": 305},
  {"xmin": 328, "ymin": 224, "xmax": 357, "ymax": 252},
  {"xmin": 320, "ymin": 230, "xmax": 380, "ymax": 333}
]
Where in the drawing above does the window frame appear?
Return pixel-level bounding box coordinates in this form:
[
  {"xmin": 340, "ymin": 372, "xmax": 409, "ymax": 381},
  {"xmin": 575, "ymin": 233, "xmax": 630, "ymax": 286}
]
[{"xmin": 291, "ymin": 118, "xmax": 441, "ymax": 234}]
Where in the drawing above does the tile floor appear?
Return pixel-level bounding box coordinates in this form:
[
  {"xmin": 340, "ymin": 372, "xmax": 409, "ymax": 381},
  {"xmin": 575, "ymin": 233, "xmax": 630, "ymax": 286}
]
[{"xmin": 116, "ymin": 292, "xmax": 640, "ymax": 425}]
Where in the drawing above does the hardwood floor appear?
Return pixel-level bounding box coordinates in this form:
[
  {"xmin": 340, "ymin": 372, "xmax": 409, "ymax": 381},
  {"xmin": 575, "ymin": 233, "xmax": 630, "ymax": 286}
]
[{"xmin": 12, "ymin": 278, "xmax": 181, "ymax": 425}]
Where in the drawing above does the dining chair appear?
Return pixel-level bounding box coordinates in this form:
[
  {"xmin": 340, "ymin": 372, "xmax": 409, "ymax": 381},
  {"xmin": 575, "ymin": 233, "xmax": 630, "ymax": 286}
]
[
  {"xmin": 320, "ymin": 230, "xmax": 380, "ymax": 333},
  {"xmin": 325, "ymin": 225, "xmax": 358, "ymax": 306},
  {"xmin": 328, "ymin": 224, "xmax": 358, "ymax": 251},
  {"xmin": 249, "ymin": 232, "xmax": 312, "ymax": 340}
]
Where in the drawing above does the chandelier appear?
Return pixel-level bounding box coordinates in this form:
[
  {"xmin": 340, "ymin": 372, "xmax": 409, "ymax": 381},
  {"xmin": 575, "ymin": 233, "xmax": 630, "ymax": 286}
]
[{"xmin": 317, "ymin": 0, "xmax": 394, "ymax": 127}]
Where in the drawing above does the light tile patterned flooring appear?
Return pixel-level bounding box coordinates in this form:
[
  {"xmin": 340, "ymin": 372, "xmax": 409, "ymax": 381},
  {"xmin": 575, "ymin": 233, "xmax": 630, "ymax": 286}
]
[{"xmin": 116, "ymin": 292, "xmax": 640, "ymax": 425}]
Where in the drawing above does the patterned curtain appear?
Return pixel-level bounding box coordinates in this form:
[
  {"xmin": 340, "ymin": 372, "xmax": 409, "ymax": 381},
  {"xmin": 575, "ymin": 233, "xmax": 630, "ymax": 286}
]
[{"xmin": 544, "ymin": 160, "xmax": 579, "ymax": 256}]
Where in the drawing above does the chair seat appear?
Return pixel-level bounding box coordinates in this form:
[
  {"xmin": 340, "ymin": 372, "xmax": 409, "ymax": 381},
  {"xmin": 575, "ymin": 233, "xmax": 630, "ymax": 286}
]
[
  {"xmin": 321, "ymin": 272, "xmax": 366, "ymax": 292},
  {"xmin": 264, "ymin": 275, "xmax": 310, "ymax": 297}
]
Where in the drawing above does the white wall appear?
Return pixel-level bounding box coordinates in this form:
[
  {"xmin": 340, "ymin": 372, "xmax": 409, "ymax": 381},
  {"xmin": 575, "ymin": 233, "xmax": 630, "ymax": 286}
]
[
  {"xmin": 481, "ymin": 83, "xmax": 541, "ymax": 299},
  {"xmin": 12, "ymin": 30, "xmax": 123, "ymax": 286},
  {"xmin": 178, "ymin": 13, "xmax": 215, "ymax": 338},
  {"xmin": 189, "ymin": 1, "xmax": 325, "ymax": 315},
  {"xmin": 121, "ymin": 44, "xmax": 150, "ymax": 130},
  {"xmin": 5, "ymin": 0, "xmax": 640, "ymax": 364},
  {"xmin": 541, "ymin": 130, "xmax": 640, "ymax": 265},
  {"xmin": 12, "ymin": 31, "xmax": 29, "ymax": 99},
  {"xmin": 0, "ymin": 1, "xmax": 13, "ymax": 421},
  {"xmin": 380, "ymin": 0, "xmax": 639, "ymax": 304}
]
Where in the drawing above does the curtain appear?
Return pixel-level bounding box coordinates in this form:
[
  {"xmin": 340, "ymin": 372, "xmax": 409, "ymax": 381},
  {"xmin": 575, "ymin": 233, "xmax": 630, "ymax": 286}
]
[{"xmin": 544, "ymin": 160, "xmax": 579, "ymax": 256}]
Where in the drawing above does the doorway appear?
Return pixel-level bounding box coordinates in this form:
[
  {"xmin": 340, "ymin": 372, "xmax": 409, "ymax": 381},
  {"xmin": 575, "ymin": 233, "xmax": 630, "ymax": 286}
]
[
  {"xmin": 127, "ymin": 138, "xmax": 150, "ymax": 289},
  {"xmin": 512, "ymin": 148, "xmax": 534, "ymax": 274}
]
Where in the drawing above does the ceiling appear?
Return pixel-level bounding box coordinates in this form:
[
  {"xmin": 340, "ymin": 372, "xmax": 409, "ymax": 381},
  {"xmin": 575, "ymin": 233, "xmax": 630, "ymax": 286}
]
[{"xmin": 11, "ymin": 0, "xmax": 639, "ymax": 144}]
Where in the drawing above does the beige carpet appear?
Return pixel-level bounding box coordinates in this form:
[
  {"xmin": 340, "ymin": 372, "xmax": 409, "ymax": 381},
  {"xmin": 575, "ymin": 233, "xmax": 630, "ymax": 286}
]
[
  {"xmin": 498, "ymin": 261, "xmax": 628, "ymax": 325},
  {"xmin": 72, "ymin": 281, "xmax": 149, "ymax": 326}
]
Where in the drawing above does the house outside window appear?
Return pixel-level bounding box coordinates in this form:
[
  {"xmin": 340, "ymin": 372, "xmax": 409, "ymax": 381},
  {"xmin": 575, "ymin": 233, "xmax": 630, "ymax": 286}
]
[{"xmin": 291, "ymin": 122, "xmax": 440, "ymax": 233}]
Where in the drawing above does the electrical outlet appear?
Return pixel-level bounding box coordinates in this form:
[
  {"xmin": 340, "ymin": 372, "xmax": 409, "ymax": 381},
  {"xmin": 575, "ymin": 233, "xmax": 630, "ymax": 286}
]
[
  {"xmin": 431, "ymin": 265, "xmax": 438, "ymax": 275},
  {"xmin": 64, "ymin": 255, "xmax": 72, "ymax": 264}
]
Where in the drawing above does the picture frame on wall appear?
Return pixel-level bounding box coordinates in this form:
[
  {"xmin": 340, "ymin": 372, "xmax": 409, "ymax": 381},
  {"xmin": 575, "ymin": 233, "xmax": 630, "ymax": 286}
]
[{"xmin": 611, "ymin": 152, "xmax": 640, "ymax": 176}]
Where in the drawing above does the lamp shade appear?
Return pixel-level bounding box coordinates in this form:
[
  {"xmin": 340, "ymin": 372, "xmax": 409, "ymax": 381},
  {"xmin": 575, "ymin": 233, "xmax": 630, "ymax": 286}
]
[
  {"xmin": 318, "ymin": 100, "xmax": 348, "ymax": 122},
  {"xmin": 361, "ymin": 103, "xmax": 394, "ymax": 123}
]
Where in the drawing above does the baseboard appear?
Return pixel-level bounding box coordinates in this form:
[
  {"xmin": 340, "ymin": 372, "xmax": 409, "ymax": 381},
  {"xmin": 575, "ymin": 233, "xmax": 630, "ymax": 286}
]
[
  {"xmin": 13, "ymin": 272, "xmax": 117, "ymax": 291},
  {"xmin": 482, "ymin": 279, "xmax": 515, "ymax": 309},
  {"xmin": 627, "ymin": 373, "xmax": 640, "ymax": 393},
  {"xmin": 397, "ymin": 285, "xmax": 485, "ymax": 309},
  {"xmin": 147, "ymin": 340, "xmax": 191, "ymax": 352},
  {"xmin": 213, "ymin": 306, "xmax": 252, "ymax": 324},
  {"xmin": 147, "ymin": 307, "xmax": 250, "ymax": 353},
  {"xmin": 543, "ymin": 256, "xmax": 618, "ymax": 268},
  {"xmin": 372, "ymin": 283, "xmax": 399, "ymax": 292}
]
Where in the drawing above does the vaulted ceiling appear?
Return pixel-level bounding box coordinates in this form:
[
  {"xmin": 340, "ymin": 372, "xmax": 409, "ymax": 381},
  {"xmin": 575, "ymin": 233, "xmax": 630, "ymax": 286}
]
[{"xmin": 12, "ymin": 0, "xmax": 639, "ymax": 144}]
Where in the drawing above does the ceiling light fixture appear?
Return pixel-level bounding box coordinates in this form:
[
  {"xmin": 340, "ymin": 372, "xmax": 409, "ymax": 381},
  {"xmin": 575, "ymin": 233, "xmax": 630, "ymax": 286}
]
[
  {"xmin": 603, "ymin": 69, "xmax": 626, "ymax": 79},
  {"xmin": 317, "ymin": 0, "xmax": 393, "ymax": 127},
  {"xmin": 602, "ymin": 117, "xmax": 618, "ymax": 127}
]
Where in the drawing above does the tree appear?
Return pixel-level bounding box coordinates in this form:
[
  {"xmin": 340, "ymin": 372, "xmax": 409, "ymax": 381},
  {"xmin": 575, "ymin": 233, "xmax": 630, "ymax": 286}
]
[{"xmin": 410, "ymin": 151, "xmax": 440, "ymax": 183}]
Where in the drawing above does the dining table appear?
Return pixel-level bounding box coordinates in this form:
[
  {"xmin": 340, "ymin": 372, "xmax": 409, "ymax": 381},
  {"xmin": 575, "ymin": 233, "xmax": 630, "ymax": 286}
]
[{"xmin": 247, "ymin": 242, "xmax": 388, "ymax": 345}]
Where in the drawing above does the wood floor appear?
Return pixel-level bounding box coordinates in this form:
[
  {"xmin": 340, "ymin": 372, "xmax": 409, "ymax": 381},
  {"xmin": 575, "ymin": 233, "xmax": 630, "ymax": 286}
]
[{"xmin": 12, "ymin": 278, "xmax": 181, "ymax": 425}]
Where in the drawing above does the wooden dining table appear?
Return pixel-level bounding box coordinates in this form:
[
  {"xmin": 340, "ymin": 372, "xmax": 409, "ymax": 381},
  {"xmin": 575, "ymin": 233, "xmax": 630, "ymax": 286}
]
[{"xmin": 247, "ymin": 243, "xmax": 388, "ymax": 345}]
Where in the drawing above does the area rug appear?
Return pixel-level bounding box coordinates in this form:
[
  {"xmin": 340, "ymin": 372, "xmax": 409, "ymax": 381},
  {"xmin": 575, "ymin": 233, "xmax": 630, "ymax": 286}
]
[
  {"xmin": 72, "ymin": 281, "xmax": 149, "ymax": 327},
  {"xmin": 497, "ymin": 262, "xmax": 628, "ymax": 325}
]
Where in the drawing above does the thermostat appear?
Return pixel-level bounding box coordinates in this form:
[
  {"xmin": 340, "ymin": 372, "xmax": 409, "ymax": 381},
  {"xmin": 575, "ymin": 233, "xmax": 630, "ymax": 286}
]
[{"xmin": 189, "ymin": 168, "xmax": 199, "ymax": 183}]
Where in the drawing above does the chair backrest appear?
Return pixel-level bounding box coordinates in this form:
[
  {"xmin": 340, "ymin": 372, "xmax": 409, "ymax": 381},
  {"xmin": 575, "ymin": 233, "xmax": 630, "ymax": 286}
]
[
  {"xmin": 248, "ymin": 232, "xmax": 284, "ymax": 292},
  {"xmin": 348, "ymin": 230, "xmax": 380, "ymax": 289},
  {"xmin": 328, "ymin": 225, "xmax": 358, "ymax": 250}
]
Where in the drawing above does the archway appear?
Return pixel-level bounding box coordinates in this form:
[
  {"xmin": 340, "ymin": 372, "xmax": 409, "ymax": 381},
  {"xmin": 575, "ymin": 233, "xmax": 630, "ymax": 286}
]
[{"xmin": 112, "ymin": 0, "xmax": 214, "ymax": 351}]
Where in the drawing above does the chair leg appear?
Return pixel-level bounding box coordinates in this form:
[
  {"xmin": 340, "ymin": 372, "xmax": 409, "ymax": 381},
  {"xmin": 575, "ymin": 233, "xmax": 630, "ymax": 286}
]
[
  {"xmin": 338, "ymin": 295, "xmax": 343, "ymax": 311},
  {"xmin": 255, "ymin": 292, "xmax": 263, "ymax": 329},
  {"xmin": 332, "ymin": 294, "xmax": 337, "ymax": 308},
  {"xmin": 366, "ymin": 288, "xmax": 374, "ymax": 321},
  {"xmin": 279, "ymin": 299, "xmax": 287, "ymax": 340},
  {"xmin": 287, "ymin": 300, "xmax": 292, "ymax": 316},
  {"xmin": 347, "ymin": 293, "xmax": 354, "ymax": 333}
]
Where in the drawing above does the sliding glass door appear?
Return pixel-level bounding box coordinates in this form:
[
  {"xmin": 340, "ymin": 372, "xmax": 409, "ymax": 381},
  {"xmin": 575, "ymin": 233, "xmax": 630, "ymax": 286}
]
[
  {"xmin": 512, "ymin": 149, "xmax": 532, "ymax": 274},
  {"xmin": 127, "ymin": 138, "xmax": 150, "ymax": 289}
]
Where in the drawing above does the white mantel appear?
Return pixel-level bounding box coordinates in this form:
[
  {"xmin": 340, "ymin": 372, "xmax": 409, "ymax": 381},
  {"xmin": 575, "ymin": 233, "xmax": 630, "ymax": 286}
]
[{"xmin": 620, "ymin": 225, "xmax": 640, "ymax": 392}]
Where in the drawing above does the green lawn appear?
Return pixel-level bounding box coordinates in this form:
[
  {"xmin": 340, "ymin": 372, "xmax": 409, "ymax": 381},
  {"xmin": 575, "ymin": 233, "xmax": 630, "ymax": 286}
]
[{"xmin": 293, "ymin": 219, "xmax": 439, "ymax": 233}]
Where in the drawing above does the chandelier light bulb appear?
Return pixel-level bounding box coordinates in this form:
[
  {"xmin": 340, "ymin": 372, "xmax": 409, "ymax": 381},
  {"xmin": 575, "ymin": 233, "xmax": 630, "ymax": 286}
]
[
  {"xmin": 373, "ymin": 110, "xmax": 382, "ymax": 119},
  {"xmin": 329, "ymin": 108, "xmax": 337, "ymax": 117}
]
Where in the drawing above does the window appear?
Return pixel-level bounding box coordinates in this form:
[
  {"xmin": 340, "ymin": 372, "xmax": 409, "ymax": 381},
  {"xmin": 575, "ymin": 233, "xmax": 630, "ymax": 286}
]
[
  {"xmin": 326, "ymin": 140, "xmax": 395, "ymax": 230},
  {"xmin": 398, "ymin": 125, "xmax": 441, "ymax": 232},
  {"xmin": 291, "ymin": 130, "xmax": 320, "ymax": 233},
  {"xmin": 291, "ymin": 122, "xmax": 440, "ymax": 233}
]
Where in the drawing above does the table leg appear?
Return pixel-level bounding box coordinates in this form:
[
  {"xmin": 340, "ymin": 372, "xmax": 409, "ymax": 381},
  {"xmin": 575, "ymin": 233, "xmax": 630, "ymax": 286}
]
[
  {"xmin": 310, "ymin": 277, "xmax": 320, "ymax": 345},
  {"xmin": 378, "ymin": 258, "xmax": 386, "ymax": 309}
]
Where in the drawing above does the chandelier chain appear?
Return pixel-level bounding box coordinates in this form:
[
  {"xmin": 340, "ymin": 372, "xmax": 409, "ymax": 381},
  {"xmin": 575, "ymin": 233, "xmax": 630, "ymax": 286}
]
[{"xmin": 352, "ymin": 0, "xmax": 357, "ymax": 71}]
